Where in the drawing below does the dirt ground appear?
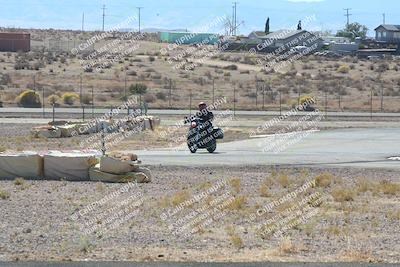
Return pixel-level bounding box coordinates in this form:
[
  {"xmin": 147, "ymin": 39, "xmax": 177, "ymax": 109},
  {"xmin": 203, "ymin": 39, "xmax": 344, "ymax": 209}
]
[{"xmin": 0, "ymin": 165, "xmax": 399, "ymax": 262}]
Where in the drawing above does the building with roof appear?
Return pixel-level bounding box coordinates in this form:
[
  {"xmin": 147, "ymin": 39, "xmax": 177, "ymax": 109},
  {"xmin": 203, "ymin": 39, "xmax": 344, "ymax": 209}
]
[
  {"xmin": 374, "ymin": 24, "xmax": 400, "ymax": 43},
  {"xmin": 224, "ymin": 29, "xmax": 323, "ymax": 53}
]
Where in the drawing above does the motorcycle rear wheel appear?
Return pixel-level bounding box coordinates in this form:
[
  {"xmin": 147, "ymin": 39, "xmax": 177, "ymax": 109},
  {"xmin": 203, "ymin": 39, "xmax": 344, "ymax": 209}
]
[{"xmin": 207, "ymin": 141, "xmax": 217, "ymax": 153}]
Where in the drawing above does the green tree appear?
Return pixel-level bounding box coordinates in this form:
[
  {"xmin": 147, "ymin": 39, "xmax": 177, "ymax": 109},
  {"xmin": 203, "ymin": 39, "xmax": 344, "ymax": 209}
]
[
  {"xmin": 336, "ymin": 22, "xmax": 368, "ymax": 41},
  {"xmin": 129, "ymin": 83, "xmax": 147, "ymax": 95},
  {"xmin": 129, "ymin": 83, "xmax": 148, "ymax": 112}
]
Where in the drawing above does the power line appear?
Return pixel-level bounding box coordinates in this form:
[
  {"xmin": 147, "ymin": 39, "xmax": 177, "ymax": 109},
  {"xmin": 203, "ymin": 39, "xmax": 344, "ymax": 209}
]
[
  {"xmin": 136, "ymin": 7, "xmax": 143, "ymax": 33},
  {"xmin": 101, "ymin": 4, "xmax": 107, "ymax": 31},
  {"xmin": 343, "ymin": 8, "xmax": 352, "ymax": 27}
]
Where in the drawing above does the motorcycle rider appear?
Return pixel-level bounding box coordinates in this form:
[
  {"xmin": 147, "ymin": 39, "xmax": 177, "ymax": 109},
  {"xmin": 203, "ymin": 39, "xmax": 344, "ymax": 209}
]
[{"xmin": 197, "ymin": 102, "xmax": 214, "ymax": 123}]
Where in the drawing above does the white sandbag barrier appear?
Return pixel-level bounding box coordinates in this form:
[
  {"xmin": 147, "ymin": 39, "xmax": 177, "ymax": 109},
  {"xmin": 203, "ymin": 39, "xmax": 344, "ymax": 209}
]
[
  {"xmin": 43, "ymin": 150, "xmax": 99, "ymax": 181},
  {"xmin": 90, "ymin": 154, "xmax": 151, "ymax": 183},
  {"xmin": 31, "ymin": 116, "xmax": 160, "ymax": 139},
  {"xmin": 99, "ymin": 156, "xmax": 139, "ymax": 174},
  {"xmin": 0, "ymin": 151, "xmax": 44, "ymax": 179},
  {"xmin": 89, "ymin": 165, "xmax": 151, "ymax": 183},
  {"xmin": 31, "ymin": 125, "xmax": 62, "ymax": 138},
  {"xmin": 0, "ymin": 150, "xmax": 151, "ymax": 183}
]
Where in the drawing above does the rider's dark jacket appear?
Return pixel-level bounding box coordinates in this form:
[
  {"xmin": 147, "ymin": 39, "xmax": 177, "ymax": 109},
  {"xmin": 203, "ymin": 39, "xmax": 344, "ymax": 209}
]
[{"xmin": 198, "ymin": 110, "xmax": 214, "ymax": 124}]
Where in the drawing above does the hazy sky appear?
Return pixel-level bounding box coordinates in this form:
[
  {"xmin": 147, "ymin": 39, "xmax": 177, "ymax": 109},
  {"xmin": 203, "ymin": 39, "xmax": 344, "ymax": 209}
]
[{"xmin": 0, "ymin": 0, "xmax": 399, "ymax": 36}]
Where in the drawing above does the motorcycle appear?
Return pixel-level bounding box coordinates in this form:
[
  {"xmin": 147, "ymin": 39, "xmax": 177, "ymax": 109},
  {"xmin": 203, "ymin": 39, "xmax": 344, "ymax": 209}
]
[{"xmin": 186, "ymin": 116, "xmax": 224, "ymax": 153}]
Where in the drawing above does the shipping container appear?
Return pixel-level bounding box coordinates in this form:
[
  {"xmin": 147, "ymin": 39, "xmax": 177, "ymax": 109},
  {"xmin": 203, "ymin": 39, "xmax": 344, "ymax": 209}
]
[
  {"xmin": 0, "ymin": 32, "xmax": 31, "ymax": 52},
  {"xmin": 158, "ymin": 31, "xmax": 220, "ymax": 45}
]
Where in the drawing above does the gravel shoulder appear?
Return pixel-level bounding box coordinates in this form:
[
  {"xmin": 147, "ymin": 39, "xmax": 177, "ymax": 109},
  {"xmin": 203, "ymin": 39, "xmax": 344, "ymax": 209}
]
[{"xmin": 0, "ymin": 165, "xmax": 399, "ymax": 262}]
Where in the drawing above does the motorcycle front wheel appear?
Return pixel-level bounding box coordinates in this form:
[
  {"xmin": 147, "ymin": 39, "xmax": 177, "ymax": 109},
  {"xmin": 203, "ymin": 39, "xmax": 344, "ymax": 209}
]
[{"xmin": 188, "ymin": 143, "xmax": 197, "ymax": 153}]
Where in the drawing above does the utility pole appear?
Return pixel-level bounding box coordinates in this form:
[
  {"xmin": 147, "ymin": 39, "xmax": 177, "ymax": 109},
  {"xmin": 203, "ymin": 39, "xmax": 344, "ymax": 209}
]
[
  {"xmin": 79, "ymin": 73, "xmax": 82, "ymax": 104},
  {"xmin": 233, "ymin": 84, "xmax": 236, "ymax": 117},
  {"xmin": 82, "ymin": 12, "xmax": 85, "ymax": 31},
  {"xmin": 124, "ymin": 70, "xmax": 127, "ymax": 100},
  {"xmin": 212, "ymin": 78, "xmax": 215, "ymax": 104},
  {"xmin": 42, "ymin": 86, "xmax": 45, "ymax": 118},
  {"xmin": 233, "ymin": 2, "xmax": 238, "ymax": 35},
  {"xmin": 33, "ymin": 74, "xmax": 36, "ymax": 91},
  {"xmin": 343, "ymin": 8, "xmax": 352, "ymax": 27},
  {"xmin": 231, "ymin": 5, "xmax": 235, "ymax": 35},
  {"xmin": 189, "ymin": 89, "xmax": 192, "ymax": 117},
  {"xmin": 102, "ymin": 5, "xmax": 107, "ymax": 32},
  {"xmin": 370, "ymin": 89, "xmax": 373, "ymax": 120},
  {"xmin": 325, "ymin": 89, "xmax": 328, "ymax": 118},
  {"xmin": 137, "ymin": 7, "xmax": 143, "ymax": 33},
  {"xmin": 383, "ymin": 13, "xmax": 386, "ymax": 24},
  {"xmin": 91, "ymin": 86, "xmax": 94, "ymax": 118},
  {"xmin": 169, "ymin": 78, "xmax": 172, "ymax": 108}
]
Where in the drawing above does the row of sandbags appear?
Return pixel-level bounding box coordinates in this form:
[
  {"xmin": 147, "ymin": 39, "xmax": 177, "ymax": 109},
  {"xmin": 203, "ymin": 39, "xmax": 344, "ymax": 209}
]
[
  {"xmin": 31, "ymin": 116, "xmax": 161, "ymax": 138},
  {"xmin": 0, "ymin": 151, "xmax": 151, "ymax": 183}
]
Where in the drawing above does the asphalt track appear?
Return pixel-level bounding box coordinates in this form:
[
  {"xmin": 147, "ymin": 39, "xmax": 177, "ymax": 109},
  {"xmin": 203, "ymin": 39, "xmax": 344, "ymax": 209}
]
[{"xmin": 136, "ymin": 128, "xmax": 400, "ymax": 169}]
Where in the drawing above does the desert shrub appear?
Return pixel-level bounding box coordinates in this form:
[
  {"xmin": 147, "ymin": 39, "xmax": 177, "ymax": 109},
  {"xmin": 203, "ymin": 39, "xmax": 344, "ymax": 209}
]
[
  {"xmin": 84, "ymin": 66, "xmax": 93, "ymax": 73},
  {"xmin": 337, "ymin": 64, "xmax": 350, "ymax": 73},
  {"xmin": 96, "ymin": 95, "xmax": 107, "ymax": 102},
  {"xmin": 144, "ymin": 93, "xmax": 156, "ymax": 103},
  {"xmin": 331, "ymin": 188, "xmax": 355, "ymax": 202},
  {"xmin": 151, "ymin": 73, "xmax": 162, "ymax": 79},
  {"xmin": 61, "ymin": 92, "xmax": 79, "ymax": 105},
  {"xmin": 315, "ymin": 172, "xmax": 333, "ymax": 187},
  {"xmin": 156, "ymin": 92, "xmax": 167, "ymax": 101},
  {"xmin": 47, "ymin": 94, "xmax": 60, "ymax": 105},
  {"xmin": 16, "ymin": 90, "xmax": 41, "ymax": 108},
  {"xmin": 224, "ymin": 64, "xmax": 238, "ymax": 70},
  {"xmin": 0, "ymin": 73, "xmax": 11, "ymax": 85},
  {"xmin": 129, "ymin": 83, "xmax": 147, "ymax": 95},
  {"xmin": 127, "ymin": 70, "xmax": 137, "ymax": 76},
  {"xmin": 0, "ymin": 190, "xmax": 10, "ymax": 200},
  {"xmin": 299, "ymin": 95, "xmax": 315, "ymax": 105},
  {"xmin": 378, "ymin": 180, "xmax": 400, "ymax": 196},
  {"xmin": 376, "ymin": 62, "xmax": 389, "ymax": 73},
  {"xmin": 81, "ymin": 94, "xmax": 92, "ymax": 105}
]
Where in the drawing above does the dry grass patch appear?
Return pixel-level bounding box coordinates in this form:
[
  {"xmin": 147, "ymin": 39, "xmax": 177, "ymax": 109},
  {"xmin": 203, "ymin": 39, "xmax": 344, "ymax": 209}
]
[
  {"xmin": 0, "ymin": 189, "xmax": 10, "ymax": 200},
  {"xmin": 325, "ymin": 225, "xmax": 341, "ymax": 236},
  {"xmin": 226, "ymin": 226, "xmax": 244, "ymax": 249},
  {"xmin": 277, "ymin": 173, "xmax": 290, "ymax": 188},
  {"xmin": 378, "ymin": 180, "xmax": 400, "ymax": 196},
  {"xmin": 356, "ymin": 178, "xmax": 372, "ymax": 193},
  {"xmin": 331, "ymin": 188, "xmax": 355, "ymax": 202},
  {"xmin": 171, "ymin": 190, "xmax": 191, "ymax": 207},
  {"xmin": 314, "ymin": 172, "xmax": 334, "ymax": 188},
  {"xmin": 228, "ymin": 195, "xmax": 247, "ymax": 210},
  {"xmin": 278, "ymin": 237, "xmax": 297, "ymax": 254},
  {"xmin": 229, "ymin": 178, "xmax": 241, "ymax": 194},
  {"xmin": 259, "ymin": 183, "xmax": 271, "ymax": 198},
  {"xmin": 14, "ymin": 177, "xmax": 25, "ymax": 186},
  {"xmin": 14, "ymin": 177, "xmax": 30, "ymax": 190}
]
